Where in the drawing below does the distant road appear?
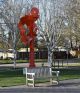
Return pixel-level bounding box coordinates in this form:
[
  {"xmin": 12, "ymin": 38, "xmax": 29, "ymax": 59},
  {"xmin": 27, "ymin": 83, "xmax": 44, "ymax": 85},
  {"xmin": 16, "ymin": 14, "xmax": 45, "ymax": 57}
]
[
  {"xmin": 0, "ymin": 63, "xmax": 46, "ymax": 68},
  {"xmin": 0, "ymin": 87, "xmax": 80, "ymax": 93}
]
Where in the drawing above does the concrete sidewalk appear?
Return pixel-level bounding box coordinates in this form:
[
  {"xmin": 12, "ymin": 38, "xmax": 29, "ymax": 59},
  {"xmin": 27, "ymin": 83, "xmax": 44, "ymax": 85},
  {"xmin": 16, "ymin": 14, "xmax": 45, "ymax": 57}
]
[{"xmin": 59, "ymin": 79, "xmax": 80, "ymax": 87}]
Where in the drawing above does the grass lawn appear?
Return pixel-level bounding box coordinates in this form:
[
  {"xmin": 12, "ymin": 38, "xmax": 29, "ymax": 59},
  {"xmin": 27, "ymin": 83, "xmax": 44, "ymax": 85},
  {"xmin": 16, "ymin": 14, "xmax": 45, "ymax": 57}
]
[
  {"xmin": 0, "ymin": 68, "xmax": 25, "ymax": 87},
  {"xmin": 0, "ymin": 67, "xmax": 80, "ymax": 87},
  {"xmin": 55, "ymin": 68, "xmax": 80, "ymax": 80}
]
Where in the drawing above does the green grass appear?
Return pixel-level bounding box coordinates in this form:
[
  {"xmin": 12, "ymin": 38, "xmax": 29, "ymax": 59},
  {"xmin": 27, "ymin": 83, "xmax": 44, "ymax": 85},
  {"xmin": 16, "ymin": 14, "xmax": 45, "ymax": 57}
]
[
  {"xmin": 53, "ymin": 68, "xmax": 80, "ymax": 80},
  {"xmin": 60, "ymin": 75, "xmax": 80, "ymax": 80},
  {"xmin": 0, "ymin": 68, "xmax": 80, "ymax": 87},
  {"xmin": 0, "ymin": 68, "xmax": 25, "ymax": 87},
  {"xmin": 0, "ymin": 77, "xmax": 25, "ymax": 87}
]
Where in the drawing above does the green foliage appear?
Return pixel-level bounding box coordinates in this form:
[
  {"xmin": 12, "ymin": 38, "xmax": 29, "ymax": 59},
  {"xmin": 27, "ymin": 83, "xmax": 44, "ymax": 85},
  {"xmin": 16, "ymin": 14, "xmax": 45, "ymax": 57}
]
[{"xmin": 0, "ymin": 59, "xmax": 47, "ymax": 64}]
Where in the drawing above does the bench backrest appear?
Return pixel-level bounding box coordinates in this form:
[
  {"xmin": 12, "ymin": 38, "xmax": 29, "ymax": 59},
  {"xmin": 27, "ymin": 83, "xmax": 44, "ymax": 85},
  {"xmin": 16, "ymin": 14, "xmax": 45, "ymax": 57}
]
[{"xmin": 23, "ymin": 67, "xmax": 52, "ymax": 78}]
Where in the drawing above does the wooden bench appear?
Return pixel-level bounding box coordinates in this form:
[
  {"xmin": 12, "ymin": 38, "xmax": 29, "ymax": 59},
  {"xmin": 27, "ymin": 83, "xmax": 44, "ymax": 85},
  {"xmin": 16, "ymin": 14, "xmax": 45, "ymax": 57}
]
[{"xmin": 23, "ymin": 67, "xmax": 60, "ymax": 87}]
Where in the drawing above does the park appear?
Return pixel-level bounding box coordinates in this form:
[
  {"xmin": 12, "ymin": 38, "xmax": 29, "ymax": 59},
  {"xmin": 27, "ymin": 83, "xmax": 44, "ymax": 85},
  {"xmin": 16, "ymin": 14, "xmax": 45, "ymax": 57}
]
[{"xmin": 0, "ymin": 0, "xmax": 80, "ymax": 92}]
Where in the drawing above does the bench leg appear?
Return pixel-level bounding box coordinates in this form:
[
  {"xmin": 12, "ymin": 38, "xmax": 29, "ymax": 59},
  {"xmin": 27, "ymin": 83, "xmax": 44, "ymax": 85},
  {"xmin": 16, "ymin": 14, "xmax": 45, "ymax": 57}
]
[
  {"xmin": 33, "ymin": 79, "xmax": 35, "ymax": 87},
  {"xmin": 57, "ymin": 74, "xmax": 59, "ymax": 84},
  {"xmin": 50, "ymin": 78, "xmax": 53, "ymax": 84},
  {"xmin": 26, "ymin": 78, "xmax": 28, "ymax": 86},
  {"xmin": 57, "ymin": 77, "xmax": 59, "ymax": 84}
]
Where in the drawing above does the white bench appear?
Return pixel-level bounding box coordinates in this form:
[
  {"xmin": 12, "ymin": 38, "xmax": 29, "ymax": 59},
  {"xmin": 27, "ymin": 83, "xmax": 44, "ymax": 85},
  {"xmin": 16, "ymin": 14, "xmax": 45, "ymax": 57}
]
[{"xmin": 23, "ymin": 67, "xmax": 60, "ymax": 87}]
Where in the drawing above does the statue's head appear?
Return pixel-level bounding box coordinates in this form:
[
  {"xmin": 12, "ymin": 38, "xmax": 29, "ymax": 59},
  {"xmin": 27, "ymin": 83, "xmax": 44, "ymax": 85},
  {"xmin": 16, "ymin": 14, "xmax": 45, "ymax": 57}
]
[{"xmin": 29, "ymin": 7, "xmax": 39, "ymax": 21}]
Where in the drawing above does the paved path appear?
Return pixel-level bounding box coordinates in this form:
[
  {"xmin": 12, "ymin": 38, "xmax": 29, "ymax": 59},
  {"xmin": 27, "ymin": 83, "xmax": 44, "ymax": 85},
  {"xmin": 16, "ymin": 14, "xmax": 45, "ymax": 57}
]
[
  {"xmin": 0, "ymin": 87, "xmax": 80, "ymax": 93},
  {"xmin": 0, "ymin": 79, "xmax": 80, "ymax": 93},
  {"xmin": 0, "ymin": 63, "xmax": 46, "ymax": 68},
  {"xmin": 0, "ymin": 62, "xmax": 80, "ymax": 68}
]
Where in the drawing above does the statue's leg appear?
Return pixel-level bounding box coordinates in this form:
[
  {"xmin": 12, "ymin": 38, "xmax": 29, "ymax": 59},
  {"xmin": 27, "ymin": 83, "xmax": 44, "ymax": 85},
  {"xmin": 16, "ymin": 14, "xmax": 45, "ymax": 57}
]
[
  {"xmin": 29, "ymin": 39, "xmax": 35, "ymax": 67},
  {"xmin": 21, "ymin": 35, "xmax": 27, "ymax": 45},
  {"xmin": 26, "ymin": 36, "xmax": 33, "ymax": 45},
  {"xmin": 21, "ymin": 35, "xmax": 33, "ymax": 45}
]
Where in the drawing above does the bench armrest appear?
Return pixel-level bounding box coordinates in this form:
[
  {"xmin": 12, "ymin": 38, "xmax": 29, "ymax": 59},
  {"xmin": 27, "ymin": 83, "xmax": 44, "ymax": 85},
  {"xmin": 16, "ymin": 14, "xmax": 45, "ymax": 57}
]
[
  {"xmin": 26, "ymin": 73, "xmax": 35, "ymax": 76},
  {"xmin": 52, "ymin": 71, "xmax": 60, "ymax": 76},
  {"xmin": 26, "ymin": 73, "xmax": 35, "ymax": 78}
]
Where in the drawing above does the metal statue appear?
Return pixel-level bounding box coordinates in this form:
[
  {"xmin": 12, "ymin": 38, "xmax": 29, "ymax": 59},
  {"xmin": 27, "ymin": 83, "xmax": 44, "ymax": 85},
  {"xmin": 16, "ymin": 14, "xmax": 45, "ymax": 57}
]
[{"xmin": 18, "ymin": 7, "xmax": 39, "ymax": 67}]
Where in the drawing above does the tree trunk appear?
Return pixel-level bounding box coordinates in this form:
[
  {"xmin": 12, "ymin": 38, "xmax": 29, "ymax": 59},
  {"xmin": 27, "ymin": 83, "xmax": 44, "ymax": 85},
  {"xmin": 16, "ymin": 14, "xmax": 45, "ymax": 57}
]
[{"xmin": 47, "ymin": 47, "xmax": 53, "ymax": 67}]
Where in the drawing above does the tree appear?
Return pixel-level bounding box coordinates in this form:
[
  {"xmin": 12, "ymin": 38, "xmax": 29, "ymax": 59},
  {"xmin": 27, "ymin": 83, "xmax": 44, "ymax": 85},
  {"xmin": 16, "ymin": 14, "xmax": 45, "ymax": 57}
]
[
  {"xmin": 0, "ymin": 0, "xmax": 33, "ymax": 49},
  {"xmin": 37, "ymin": 0, "xmax": 80, "ymax": 66},
  {"xmin": 0, "ymin": 0, "xmax": 34, "ymax": 67},
  {"xmin": 62, "ymin": 0, "xmax": 80, "ymax": 49},
  {"xmin": 36, "ymin": 0, "xmax": 71, "ymax": 66}
]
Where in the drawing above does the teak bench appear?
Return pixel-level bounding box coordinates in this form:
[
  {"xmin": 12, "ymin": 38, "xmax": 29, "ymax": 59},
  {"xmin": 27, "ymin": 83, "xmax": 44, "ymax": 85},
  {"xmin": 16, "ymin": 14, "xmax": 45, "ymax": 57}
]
[{"xmin": 23, "ymin": 67, "xmax": 60, "ymax": 87}]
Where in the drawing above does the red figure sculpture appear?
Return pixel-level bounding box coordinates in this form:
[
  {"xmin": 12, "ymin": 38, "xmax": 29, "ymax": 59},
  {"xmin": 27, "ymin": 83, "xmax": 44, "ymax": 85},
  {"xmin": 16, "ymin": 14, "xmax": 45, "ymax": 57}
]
[{"xmin": 18, "ymin": 7, "xmax": 39, "ymax": 67}]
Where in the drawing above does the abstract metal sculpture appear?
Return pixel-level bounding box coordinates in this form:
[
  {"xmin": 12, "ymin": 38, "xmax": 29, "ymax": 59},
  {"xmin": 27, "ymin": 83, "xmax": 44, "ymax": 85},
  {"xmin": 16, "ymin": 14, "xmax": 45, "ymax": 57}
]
[{"xmin": 18, "ymin": 7, "xmax": 39, "ymax": 67}]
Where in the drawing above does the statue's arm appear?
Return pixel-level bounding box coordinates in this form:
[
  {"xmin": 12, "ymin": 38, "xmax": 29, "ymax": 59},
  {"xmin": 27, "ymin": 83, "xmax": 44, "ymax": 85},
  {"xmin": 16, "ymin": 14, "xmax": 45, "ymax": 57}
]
[{"xmin": 18, "ymin": 16, "xmax": 27, "ymax": 45}]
